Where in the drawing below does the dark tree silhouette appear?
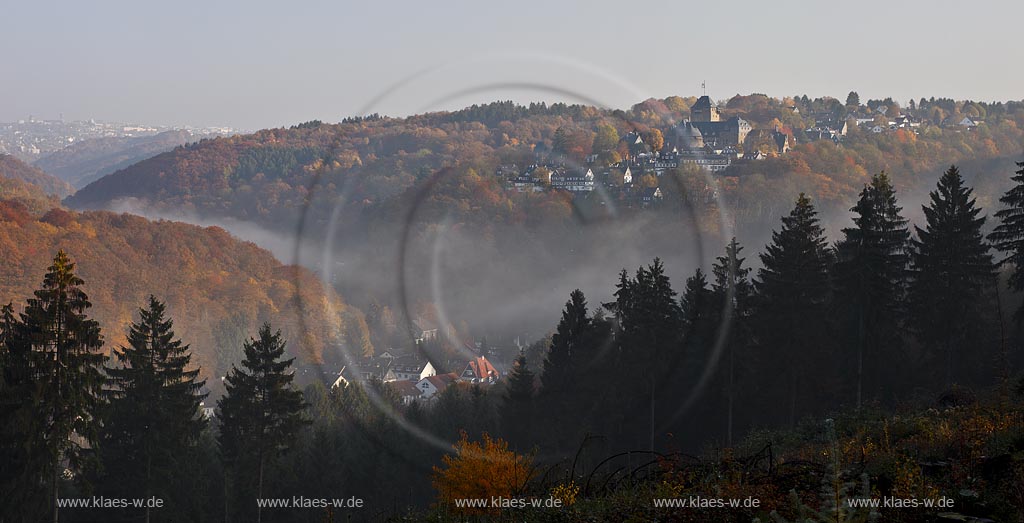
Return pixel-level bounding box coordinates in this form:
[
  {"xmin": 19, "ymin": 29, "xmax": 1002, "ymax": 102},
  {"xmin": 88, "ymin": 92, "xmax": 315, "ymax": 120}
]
[
  {"xmin": 908, "ymin": 165, "xmax": 996, "ymax": 387},
  {"xmin": 217, "ymin": 323, "xmax": 308, "ymax": 523},
  {"xmin": 834, "ymin": 172, "xmax": 910, "ymax": 407},
  {"xmin": 756, "ymin": 194, "xmax": 834, "ymax": 426},
  {"xmin": 101, "ymin": 296, "xmax": 207, "ymax": 523}
]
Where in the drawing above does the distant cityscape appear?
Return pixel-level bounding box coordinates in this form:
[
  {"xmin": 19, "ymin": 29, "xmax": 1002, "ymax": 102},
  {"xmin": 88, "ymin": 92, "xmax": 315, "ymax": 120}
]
[{"xmin": 0, "ymin": 116, "xmax": 239, "ymax": 161}]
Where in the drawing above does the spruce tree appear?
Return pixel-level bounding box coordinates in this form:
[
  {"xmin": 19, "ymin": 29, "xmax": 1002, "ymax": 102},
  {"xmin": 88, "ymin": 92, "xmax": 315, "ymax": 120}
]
[
  {"xmin": 908, "ymin": 165, "xmax": 996, "ymax": 387},
  {"xmin": 0, "ymin": 301, "xmax": 46, "ymax": 518},
  {"xmin": 988, "ymin": 162, "xmax": 1024, "ymax": 320},
  {"xmin": 834, "ymin": 172, "xmax": 909, "ymax": 407},
  {"xmin": 605, "ymin": 259, "xmax": 683, "ymax": 450},
  {"xmin": 756, "ymin": 194, "xmax": 833, "ymax": 426},
  {"xmin": 539, "ymin": 289, "xmax": 592, "ymax": 452},
  {"xmin": 710, "ymin": 238, "xmax": 753, "ymax": 446},
  {"xmin": 541, "ymin": 289, "xmax": 591, "ymax": 394},
  {"xmin": 5, "ymin": 251, "xmax": 106, "ymax": 522},
  {"xmin": 217, "ymin": 323, "xmax": 308, "ymax": 523},
  {"xmin": 681, "ymin": 268, "xmax": 712, "ymax": 342},
  {"xmin": 501, "ymin": 350, "xmax": 535, "ymax": 449},
  {"xmin": 101, "ymin": 296, "xmax": 207, "ymax": 522}
]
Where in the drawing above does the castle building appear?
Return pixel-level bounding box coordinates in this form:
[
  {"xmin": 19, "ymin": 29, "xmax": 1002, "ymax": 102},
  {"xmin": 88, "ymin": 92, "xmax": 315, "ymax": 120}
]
[{"xmin": 682, "ymin": 96, "xmax": 752, "ymax": 148}]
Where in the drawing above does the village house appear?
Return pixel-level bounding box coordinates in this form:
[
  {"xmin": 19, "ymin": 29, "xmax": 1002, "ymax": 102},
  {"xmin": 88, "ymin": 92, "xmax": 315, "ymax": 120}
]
[
  {"xmin": 385, "ymin": 355, "xmax": 437, "ymax": 382},
  {"xmin": 549, "ymin": 168, "xmax": 595, "ymax": 192},
  {"xmin": 640, "ymin": 187, "xmax": 663, "ymax": 205},
  {"xmin": 416, "ymin": 372, "xmax": 459, "ymax": 399},
  {"xmin": 386, "ymin": 380, "xmax": 423, "ymax": 405},
  {"xmin": 459, "ymin": 355, "xmax": 501, "ymax": 384},
  {"xmin": 413, "ymin": 318, "xmax": 438, "ymax": 343}
]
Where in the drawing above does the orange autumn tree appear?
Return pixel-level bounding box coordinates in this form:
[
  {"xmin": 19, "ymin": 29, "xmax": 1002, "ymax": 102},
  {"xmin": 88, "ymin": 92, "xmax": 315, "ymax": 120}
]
[{"xmin": 431, "ymin": 431, "xmax": 535, "ymax": 514}]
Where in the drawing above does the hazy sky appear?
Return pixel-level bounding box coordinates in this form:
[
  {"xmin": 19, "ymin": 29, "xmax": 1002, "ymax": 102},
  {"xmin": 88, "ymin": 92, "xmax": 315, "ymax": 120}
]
[{"xmin": 3, "ymin": 0, "xmax": 1022, "ymax": 130}]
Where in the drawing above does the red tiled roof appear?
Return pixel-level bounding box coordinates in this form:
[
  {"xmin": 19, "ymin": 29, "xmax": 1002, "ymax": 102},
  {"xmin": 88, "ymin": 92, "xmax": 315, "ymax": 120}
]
[
  {"xmin": 423, "ymin": 372, "xmax": 458, "ymax": 390},
  {"xmin": 465, "ymin": 356, "xmax": 500, "ymax": 380}
]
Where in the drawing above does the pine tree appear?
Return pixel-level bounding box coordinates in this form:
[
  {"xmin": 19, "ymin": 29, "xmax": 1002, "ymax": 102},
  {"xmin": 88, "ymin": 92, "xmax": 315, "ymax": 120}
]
[
  {"xmin": 541, "ymin": 289, "xmax": 591, "ymax": 394},
  {"xmin": 756, "ymin": 194, "xmax": 833, "ymax": 426},
  {"xmin": 217, "ymin": 323, "xmax": 308, "ymax": 523},
  {"xmin": 605, "ymin": 259, "xmax": 683, "ymax": 450},
  {"xmin": 0, "ymin": 301, "xmax": 46, "ymax": 518},
  {"xmin": 681, "ymin": 268, "xmax": 712, "ymax": 341},
  {"xmin": 988, "ymin": 162, "xmax": 1024, "ymax": 320},
  {"xmin": 4, "ymin": 251, "xmax": 106, "ymax": 522},
  {"xmin": 501, "ymin": 350, "xmax": 535, "ymax": 449},
  {"xmin": 100, "ymin": 296, "xmax": 207, "ymax": 522},
  {"xmin": 539, "ymin": 289, "xmax": 592, "ymax": 452},
  {"xmin": 711, "ymin": 238, "xmax": 753, "ymax": 446},
  {"xmin": 834, "ymin": 173, "xmax": 909, "ymax": 407},
  {"xmin": 908, "ymin": 165, "xmax": 996, "ymax": 387}
]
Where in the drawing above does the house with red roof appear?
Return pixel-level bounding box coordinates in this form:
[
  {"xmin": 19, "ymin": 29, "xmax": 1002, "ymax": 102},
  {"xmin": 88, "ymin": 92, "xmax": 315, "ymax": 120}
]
[{"xmin": 459, "ymin": 355, "xmax": 500, "ymax": 384}]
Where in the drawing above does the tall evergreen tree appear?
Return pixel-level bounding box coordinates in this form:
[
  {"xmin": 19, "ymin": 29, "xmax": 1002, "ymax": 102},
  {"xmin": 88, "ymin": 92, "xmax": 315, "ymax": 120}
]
[
  {"xmin": 710, "ymin": 238, "xmax": 753, "ymax": 446},
  {"xmin": 0, "ymin": 301, "xmax": 46, "ymax": 519},
  {"xmin": 605, "ymin": 259, "xmax": 683, "ymax": 450},
  {"xmin": 100, "ymin": 296, "xmax": 207, "ymax": 523},
  {"xmin": 756, "ymin": 194, "xmax": 833, "ymax": 426},
  {"xmin": 834, "ymin": 172, "xmax": 910, "ymax": 407},
  {"xmin": 539, "ymin": 289, "xmax": 600, "ymax": 453},
  {"xmin": 541, "ymin": 289, "xmax": 591, "ymax": 395},
  {"xmin": 2, "ymin": 251, "xmax": 106, "ymax": 523},
  {"xmin": 217, "ymin": 323, "xmax": 308, "ymax": 523},
  {"xmin": 988, "ymin": 161, "xmax": 1024, "ymax": 320},
  {"xmin": 501, "ymin": 350, "xmax": 535, "ymax": 449},
  {"xmin": 908, "ymin": 165, "xmax": 996, "ymax": 387},
  {"xmin": 681, "ymin": 268, "xmax": 712, "ymax": 342}
]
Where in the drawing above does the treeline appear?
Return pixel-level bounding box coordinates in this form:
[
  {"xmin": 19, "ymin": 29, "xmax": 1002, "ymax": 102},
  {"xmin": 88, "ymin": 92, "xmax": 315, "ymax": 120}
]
[
  {"xmin": 0, "ymin": 251, "xmax": 316, "ymax": 522},
  {"xmin": 0, "ymin": 250, "xmax": 517, "ymax": 522}
]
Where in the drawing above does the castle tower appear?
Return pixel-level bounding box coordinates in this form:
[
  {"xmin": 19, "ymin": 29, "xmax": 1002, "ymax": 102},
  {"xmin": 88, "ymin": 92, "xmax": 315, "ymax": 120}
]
[{"xmin": 691, "ymin": 95, "xmax": 720, "ymax": 122}]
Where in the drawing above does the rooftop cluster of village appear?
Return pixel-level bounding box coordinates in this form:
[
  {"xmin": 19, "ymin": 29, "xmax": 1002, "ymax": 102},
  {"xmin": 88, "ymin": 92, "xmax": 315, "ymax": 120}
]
[
  {"xmin": 312, "ymin": 320, "xmax": 510, "ymax": 405},
  {"xmin": 495, "ymin": 94, "xmax": 975, "ymax": 205}
]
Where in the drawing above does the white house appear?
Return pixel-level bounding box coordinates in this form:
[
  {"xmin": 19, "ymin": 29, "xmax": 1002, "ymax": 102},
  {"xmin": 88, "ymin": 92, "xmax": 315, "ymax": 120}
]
[
  {"xmin": 385, "ymin": 356, "xmax": 437, "ymax": 382},
  {"xmin": 416, "ymin": 372, "xmax": 458, "ymax": 399}
]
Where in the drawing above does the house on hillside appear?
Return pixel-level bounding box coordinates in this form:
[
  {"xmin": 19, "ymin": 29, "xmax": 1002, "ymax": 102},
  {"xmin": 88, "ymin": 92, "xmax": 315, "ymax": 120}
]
[
  {"xmin": 416, "ymin": 372, "xmax": 459, "ymax": 399},
  {"xmin": 459, "ymin": 355, "xmax": 501, "ymax": 384},
  {"xmin": 386, "ymin": 380, "xmax": 423, "ymax": 405},
  {"xmin": 640, "ymin": 187, "xmax": 663, "ymax": 205},
  {"xmin": 550, "ymin": 168, "xmax": 595, "ymax": 192},
  {"xmin": 385, "ymin": 355, "xmax": 437, "ymax": 382},
  {"xmin": 413, "ymin": 319, "xmax": 438, "ymax": 343}
]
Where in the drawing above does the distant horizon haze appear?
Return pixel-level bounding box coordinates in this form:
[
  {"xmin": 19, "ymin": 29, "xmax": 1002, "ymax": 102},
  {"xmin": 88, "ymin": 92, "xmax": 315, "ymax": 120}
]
[{"xmin": 3, "ymin": 0, "xmax": 1022, "ymax": 130}]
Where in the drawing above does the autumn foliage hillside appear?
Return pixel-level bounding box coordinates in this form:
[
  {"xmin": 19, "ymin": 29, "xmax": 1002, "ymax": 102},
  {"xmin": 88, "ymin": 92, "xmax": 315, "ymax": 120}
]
[
  {"xmin": 64, "ymin": 97, "xmax": 1024, "ymax": 242},
  {"xmin": 0, "ymin": 207, "xmax": 369, "ymax": 396},
  {"xmin": 0, "ymin": 153, "xmax": 75, "ymax": 198}
]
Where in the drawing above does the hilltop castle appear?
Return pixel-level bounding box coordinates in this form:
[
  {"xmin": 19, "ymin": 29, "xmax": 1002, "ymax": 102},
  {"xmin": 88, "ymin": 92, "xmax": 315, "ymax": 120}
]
[{"xmin": 671, "ymin": 96, "xmax": 752, "ymax": 149}]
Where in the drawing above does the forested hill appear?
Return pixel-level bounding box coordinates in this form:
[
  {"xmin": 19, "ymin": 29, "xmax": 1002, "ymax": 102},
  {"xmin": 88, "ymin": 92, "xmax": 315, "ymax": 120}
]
[
  {"xmin": 63, "ymin": 96, "xmax": 1024, "ymax": 240},
  {"xmin": 33, "ymin": 129, "xmax": 197, "ymax": 188},
  {"xmin": 0, "ymin": 153, "xmax": 74, "ymax": 198},
  {"xmin": 0, "ymin": 205, "xmax": 371, "ymax": 397},
  {"xmin": 0, "ymin": 169, "xmax": 60, "ymax": 213}
]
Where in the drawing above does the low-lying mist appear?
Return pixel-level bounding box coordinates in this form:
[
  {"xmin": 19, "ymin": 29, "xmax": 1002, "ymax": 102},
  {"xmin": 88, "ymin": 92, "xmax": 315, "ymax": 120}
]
[{"xmin": 102, "ymin": 154, "xmax": 1023, "ymax": 354}]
